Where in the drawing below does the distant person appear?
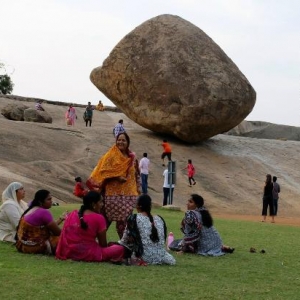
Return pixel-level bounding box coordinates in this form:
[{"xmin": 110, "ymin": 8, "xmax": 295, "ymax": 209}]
[
  {"xmin": 65, "ymin": 104, "xmax": 77, "ymax": 126},
  {"xmin": 56, "ymin": 191, "xmax": 124, "ymax": 263},
  {"xmin": 113, "ymin": 119, "xmax": 126, "ymax": 137},
  {"xmin": 170, "ymin": 194, "xmax": 234, "ymax": 256},
  {"xmin": 182, "ymin": 159, "xmax": 196, "ymax": 187},
  {"xmin": 119, "ymin": 194, "xmax": 176, "ymax": 265},
  {"xmin": 139, "ymin": 153, "xmax": 150, "ymax": 194},
  {"xmin": 96, "ymin": 100, "xmax": 104, "ymax": 111},
  {"xmin": 163, "ymin": 168, "xmax": 175, "ymax": 206},
  {"xmin": 262, "ymin": 174, "xmax": 275, "ymax": 223},
  {"xmin": 83, "ymin": 101, "xmax": 94, "ymax": 127},
  {"xmin": 0, "ymin": 182, "xmax": 27, "ymax": 243},
  {"xmin": 73, "ymin": 176, "xmax": 89, "ymax": 198},
  {"xmin": 35, "ymin": 100, "xmax": 45, "ymax": 111},
  {"xmin": 161, "ymin": 139, "xmax": 172, "ymax": 166},
  {"xmin": 15, "ymin": 189, "xmax": 66, "ymax": 255},
  {"xmin": 272, "ymin": 176, "xmax": 280, "ymax": 216}
]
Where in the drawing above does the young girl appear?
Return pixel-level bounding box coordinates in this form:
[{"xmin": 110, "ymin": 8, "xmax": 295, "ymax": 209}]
[
  {"xmin": 73, "ymin": 177, "xmax": 88, "ymax": 198},
  {"xmin": 182, "ymin": 159, "xmax": 196, "ymax": 187}
]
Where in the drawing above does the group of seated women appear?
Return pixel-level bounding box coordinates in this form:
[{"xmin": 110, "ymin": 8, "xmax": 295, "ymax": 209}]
[{"xmin": 0, "ymin": 181, "xmax": 234, "ymax": 265}]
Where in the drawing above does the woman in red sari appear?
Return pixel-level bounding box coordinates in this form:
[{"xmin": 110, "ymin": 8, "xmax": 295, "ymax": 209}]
[{"xmin": 87, "ymin": 132, "xmax": 140, "ymax": 238}]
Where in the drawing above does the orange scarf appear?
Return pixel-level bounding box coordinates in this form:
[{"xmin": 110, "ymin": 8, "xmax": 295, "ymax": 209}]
[{"xmin": 88, "ymin": 145, "xmax": 138, "ymax": 195}]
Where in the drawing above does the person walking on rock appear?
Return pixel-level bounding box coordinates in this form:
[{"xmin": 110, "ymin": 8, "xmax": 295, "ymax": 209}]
[
  {"xmin": 182, "ymin": 159, "xmax": 196, "ymax": 187},
  {"xmin": 139, "ymin": 153, "xmax": 150, "ymax": 194},
  {"xmin": 161, "ymin": 140, "xmax": 172, "ymax": 166}
]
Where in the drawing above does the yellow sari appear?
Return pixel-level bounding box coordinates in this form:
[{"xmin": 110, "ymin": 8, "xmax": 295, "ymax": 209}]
[{"xmin": 87, "ymin": 145, "xmax": 140, "ymax": 221}]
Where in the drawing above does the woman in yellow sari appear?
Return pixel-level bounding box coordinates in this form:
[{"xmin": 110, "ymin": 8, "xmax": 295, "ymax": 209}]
[{"xmin": 87, "ymin": 132, "xmax": 140, "ymax": 238}]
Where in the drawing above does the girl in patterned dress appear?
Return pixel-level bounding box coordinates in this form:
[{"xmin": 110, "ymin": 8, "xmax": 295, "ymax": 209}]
[{"xmin": 119, "ymin": 194, "xmax": 176, "ymax": 265}]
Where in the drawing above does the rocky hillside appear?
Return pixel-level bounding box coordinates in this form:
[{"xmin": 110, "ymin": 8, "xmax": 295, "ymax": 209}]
[{"xmin": 1, "ymin": 96, "xmax": 300, "ymax": 221}]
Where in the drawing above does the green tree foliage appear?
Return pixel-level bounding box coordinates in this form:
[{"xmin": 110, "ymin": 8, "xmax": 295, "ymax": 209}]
[
  {"xmin": 0, "ymin": 62, "xmax": 14, "ymax": 95},
  {"xmin": 0, "ymin": 74, "xmax": 14, "ymax": 94}
]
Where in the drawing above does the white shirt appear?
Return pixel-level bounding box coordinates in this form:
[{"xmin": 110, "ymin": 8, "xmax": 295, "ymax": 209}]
[
  {"xmin": 139, "ymin": 157, "xmax": 150, "ymax": 174},
  {"xmin": 163, "ymin": 169, "xmax": 175, "ymax": 188}
]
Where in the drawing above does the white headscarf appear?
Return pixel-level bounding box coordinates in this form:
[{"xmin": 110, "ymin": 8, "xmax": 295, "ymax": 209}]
[{"xmin": 1, "ymin": 182, "xmax": 27, "ymax": 212}]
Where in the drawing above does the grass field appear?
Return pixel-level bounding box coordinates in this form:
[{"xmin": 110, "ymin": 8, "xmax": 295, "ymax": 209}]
[{"xmin": 0, "ymin": 204, "xmax": 299, "ymax": 300}]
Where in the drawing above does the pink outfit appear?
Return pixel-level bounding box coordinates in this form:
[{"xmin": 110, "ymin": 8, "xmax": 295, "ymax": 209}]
[
  {"xmin": 56, "ymin": 210, "xmax": 124, "ymax": 262},
  {"xmin": 187, "ymin": 163, "xmax": 195, "ymax": 177},
  {"xmin": 24, "ymin": 208, "xmax": 53, "ymax": 226},
  {"xmin": 65, "ymin": 107, "xmax": 76, "ymax": 125}
]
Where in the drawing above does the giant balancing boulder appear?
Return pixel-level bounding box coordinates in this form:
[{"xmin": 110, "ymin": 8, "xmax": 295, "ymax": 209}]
[{"xmin": 90, "ymin": 14, "xmax": 256, "ymax": 143}]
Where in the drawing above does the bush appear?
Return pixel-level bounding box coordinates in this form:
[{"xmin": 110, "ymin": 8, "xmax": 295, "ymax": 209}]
[{"xmin": 0, "ymin": 74, "xmax": 14, "ymax": 95}]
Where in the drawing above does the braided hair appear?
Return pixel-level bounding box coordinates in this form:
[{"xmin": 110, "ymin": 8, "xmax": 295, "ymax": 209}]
[
  {"xmin": 137, "ymin": 194, "xmax": 159, "ymax": 242},
  {"xmin": 191, "ymin": 194, "xmax": 213, "ymax": 228},
  {"xmin": 78, "ymin": 191, "xmax": 101, "ymax": 230}
]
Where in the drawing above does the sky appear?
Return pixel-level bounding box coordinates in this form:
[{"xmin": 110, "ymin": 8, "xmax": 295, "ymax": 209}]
[{"xmin": 1, "ymin": 0, "xmax": 299, "ymax": 126}]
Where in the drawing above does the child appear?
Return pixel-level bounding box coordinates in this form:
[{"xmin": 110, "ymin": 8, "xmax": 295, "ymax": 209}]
[
  {"xmin": 73, "ymin": 177, "xmax": 88, "ymax": 198},
  {"xmin": 182, "ymin": 159, "xmax": 196, "ymax": 187}
]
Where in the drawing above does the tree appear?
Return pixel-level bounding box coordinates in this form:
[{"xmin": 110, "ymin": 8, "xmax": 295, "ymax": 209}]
[{"xmin": 0, "ymin": 62, "xmax": 14, "ymax": 95}]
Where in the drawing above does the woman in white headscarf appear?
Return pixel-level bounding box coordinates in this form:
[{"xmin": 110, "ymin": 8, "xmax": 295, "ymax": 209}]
[{"xmin": 0, "ymin": 182, "xmax": 28, "ymax": 243}]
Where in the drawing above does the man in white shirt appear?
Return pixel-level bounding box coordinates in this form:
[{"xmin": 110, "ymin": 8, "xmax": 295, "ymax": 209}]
[
  {"xmin": 163, "ymin": 168, "xmax": 175, "ymax": 206},
  {"xmin": 139, "ymin": 153, "xmax": 150, "ymax": 194}
]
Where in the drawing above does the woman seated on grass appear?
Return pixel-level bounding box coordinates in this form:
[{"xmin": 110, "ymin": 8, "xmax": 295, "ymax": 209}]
[
  {"xmin": 119, "ymin": 194, "xmax": 176, "ymax": 265},
  {"xmin": 15, "ymin": 189, "xmax": 65, "ymax": 255},
  {"xmin": 0, "ymin": 182, "xmax": 28, "ymax": 243},
  {"xmin": 56, "ymin": 191, "xmax": 124, "ymax": 263},
  {"xmin": 171, "ymin": 194, "xmax": 234, "ymax": 256}
]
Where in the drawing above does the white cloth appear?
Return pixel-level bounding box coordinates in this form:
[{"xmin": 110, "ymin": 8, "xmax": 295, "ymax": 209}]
[
  {"xmin": 163, "ymin": 169, "xmax": 175, "ymax": 188},
  {"xmin": 0, "ymin": 182, "xmax": 28, "ymax": 242},
  {"xmin": 139, "ymin": 157, "xmax": 150, "ymax": 175}
]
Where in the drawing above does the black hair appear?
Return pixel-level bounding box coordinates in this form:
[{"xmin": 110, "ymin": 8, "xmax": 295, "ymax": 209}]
[
  {"xmin": 188, "ymin": 159, "xmax": 192, "ymax": 164},
  {"xmin": 119, "ymin": 119, "xmax": 123, "ymax": 123},
  {"xmin": 191, "ymin": 194, "xmax": 213, "ymax": 228},
  {"xmin": 143, "ymin": 153, "xmax": 147, "ymax": 157},
  {"xmin": 273, "ymin": 176, "xmax": 277, "ymax": 182},
  {"xmin": 75, "ymin": 176, "xmax": 82, "ymax": 182},
  {"xmin": 116, "ymin": 131, "xmax": 130, "ymax": 147},
  {"xmin": 265, "ymin": 174, "xmax": 272, "ymax": 184},
  {"xmin": 163, "ymin": 139, "xmax": 167, "ymax": 143},
  {"xmin": 21, "ymin": 189, "xmax": 50, "ymax": 218},
  {"xmin": 78, "ymin": 191, "xmax": 102, "ymax": 230},
  {"xmin": 137, "ymin": 194, "xmax": 159, "ymax": 242}
]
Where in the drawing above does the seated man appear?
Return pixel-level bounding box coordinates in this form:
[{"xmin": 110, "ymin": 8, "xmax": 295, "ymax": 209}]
[{"xmin": 96, "ymin": 100, "xmax": 104, "ymax": 111}]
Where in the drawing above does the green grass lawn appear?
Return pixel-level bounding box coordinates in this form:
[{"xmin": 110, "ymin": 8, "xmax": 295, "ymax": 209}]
[{"xmin": 0, "ymin": 204, "xmax": 299, "ymax": 300}]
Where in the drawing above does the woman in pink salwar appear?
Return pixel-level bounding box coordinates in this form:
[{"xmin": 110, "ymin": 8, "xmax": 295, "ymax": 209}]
[
  {"xmin": 56, "ymin": 191, "xmax": 124, "ymax": 263},
  {"xmin": 65, "ymin": 104, "xmax": 76, "ymax": 126}
]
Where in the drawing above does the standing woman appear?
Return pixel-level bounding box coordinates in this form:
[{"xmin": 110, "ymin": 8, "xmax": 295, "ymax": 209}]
[
  {"xmin": 65, "ymin": 104, "xmax": 77, "ymax": 126},
  {"xmin": 15, "ymin": 189, "xmax": 65, "ymax": 254},
  {"xmin": 84, "ymin": 101, "xmax": 93, "ymax": 127},
  {"xmin": 262, "ymin": 174, "xmax": 275, "ymax": 223},
  {"xmin": 0, "ymin": 182, "xmax": 27, "ymax": 243},
  {"xmin": 182, "ymin": 159, "xmax": 196, "ymax": 187},
  {"xmin": 86, "ymin": 132, "xmax": 140, "ymax": 238}
]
